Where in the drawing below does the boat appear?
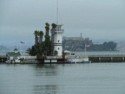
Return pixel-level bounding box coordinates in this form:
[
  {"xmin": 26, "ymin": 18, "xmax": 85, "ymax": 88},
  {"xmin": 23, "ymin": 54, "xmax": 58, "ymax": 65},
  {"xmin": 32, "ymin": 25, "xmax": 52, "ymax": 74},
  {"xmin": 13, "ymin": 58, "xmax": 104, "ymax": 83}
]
[
  {"xmin": 64, "ymin": 50, "xmax": 91, "ymax": 63},
  {"xmin": 66, "ymin": 56, "xmax": 90, "ymax": 63}
]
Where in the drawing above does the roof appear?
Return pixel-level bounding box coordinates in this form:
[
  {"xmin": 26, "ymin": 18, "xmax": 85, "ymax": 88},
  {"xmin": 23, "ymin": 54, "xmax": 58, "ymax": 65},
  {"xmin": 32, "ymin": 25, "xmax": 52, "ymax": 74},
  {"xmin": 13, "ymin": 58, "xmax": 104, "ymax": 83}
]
[
  {"xmin": 64, "ymin": 50, "xmax": 71, "ymax": 53},
  {"xmin": 7, "ymin": 52, "xmax": 21, "ymax": 57},
  {"xmin": 63, "ymin": 37, "xmax": 84, "ymax": 41}
]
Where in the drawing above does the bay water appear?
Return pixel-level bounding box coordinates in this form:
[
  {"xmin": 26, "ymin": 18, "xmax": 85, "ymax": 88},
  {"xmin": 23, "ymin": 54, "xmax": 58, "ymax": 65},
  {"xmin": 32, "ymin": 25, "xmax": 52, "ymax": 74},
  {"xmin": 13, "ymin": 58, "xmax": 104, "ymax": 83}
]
[{"xmin": 0, "ymin": 63, "xmax": 125, "ymax": 94}]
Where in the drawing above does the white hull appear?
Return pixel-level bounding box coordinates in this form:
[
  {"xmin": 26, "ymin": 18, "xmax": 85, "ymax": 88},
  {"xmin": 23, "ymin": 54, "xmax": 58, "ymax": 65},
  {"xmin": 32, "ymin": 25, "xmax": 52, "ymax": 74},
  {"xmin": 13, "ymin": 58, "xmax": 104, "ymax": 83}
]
[
  {"xmin": 67, "ymin": 57, "xmax": 90, "ymax": 63},
  {"xmin": 6, "ymin": 59, "xmax": 21, "ymax": 64}
]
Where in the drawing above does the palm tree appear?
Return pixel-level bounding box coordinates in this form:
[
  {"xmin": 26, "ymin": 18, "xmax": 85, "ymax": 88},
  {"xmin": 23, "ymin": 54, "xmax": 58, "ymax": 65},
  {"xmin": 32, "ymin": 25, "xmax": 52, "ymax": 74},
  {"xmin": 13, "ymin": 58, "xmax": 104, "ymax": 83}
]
[
  {"xmin": 28, "ymin": 23, "xmax": 56, "ymax": 56},
  {"xmin": 39, "ymin": 31, "xmax": 44, "ymax": 43},
  {"xmin": 44, "ymin": 23, "xmax": 52, "ymax": 55},
  {"xmin": 45, "ymin": 23, "xmax": 50, "ymax": 34},
  {"xmin": 51, "ymin": 23, "xmax": 57, "ymax": 55},
  {"xmin": 52, "ymin": 23, "xmax": 57, "ymax": 29},
  {"xmin": 34, "ymin": 30, "xmax": 39, "ymax": 45}
]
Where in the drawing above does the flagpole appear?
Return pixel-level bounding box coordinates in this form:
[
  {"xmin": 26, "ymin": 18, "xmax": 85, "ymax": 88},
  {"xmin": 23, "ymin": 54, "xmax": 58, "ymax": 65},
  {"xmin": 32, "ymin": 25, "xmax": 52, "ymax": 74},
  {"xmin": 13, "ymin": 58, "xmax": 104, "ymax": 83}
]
[
  {"xmin": 56, "ymin": 0, "xmax": 58, "ymax": 24},
  {"xmin": 84, "ymin": 44, "xmax": 86, "ymax": 58}
]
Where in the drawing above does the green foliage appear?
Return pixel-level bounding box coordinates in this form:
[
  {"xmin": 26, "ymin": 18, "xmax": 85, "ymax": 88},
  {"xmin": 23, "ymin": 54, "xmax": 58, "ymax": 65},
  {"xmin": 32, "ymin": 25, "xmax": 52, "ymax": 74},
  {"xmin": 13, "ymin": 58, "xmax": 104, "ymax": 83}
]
[
  {"xmin": 45, "ymin": 22, "xmax": 50, "ymax": 34},
  {"xmin": 34, "ymin": 30, "xmax": 39, "ymax": 45},
  {"xmin": 102, "ymin": 41, "xmax": 117, "ymax": 51},
  {"xmin": 44, "ymin": 23, "xmax": 51, "ymax": 55},
  {"xmin": 51, "ymin": 23, "xmax": 57, "ymax": 55},
  {"xmin": 52, "ymin": 23, "xmax": 57, "ymax": 29},
  {"xmin": 54, "ymin": 50, "xmax": 58, "ymax": 56},
  {"xmin": 27, "ymin": 23, "xmax": 56, "ymax": 56},
  {"xmin": 63, "ymin": 38, "xmax": 117, "ymax": 51},
  {"xmin": 88, "ymin": 41, "xmax": 117, "ymax": 51},
  {"xmin": 39, "ymin": 31, "xmax": 44, "ymax": 43},
  {"xmin": 27, "ymin": 45, "xmax": 37, "ymax": 56}
]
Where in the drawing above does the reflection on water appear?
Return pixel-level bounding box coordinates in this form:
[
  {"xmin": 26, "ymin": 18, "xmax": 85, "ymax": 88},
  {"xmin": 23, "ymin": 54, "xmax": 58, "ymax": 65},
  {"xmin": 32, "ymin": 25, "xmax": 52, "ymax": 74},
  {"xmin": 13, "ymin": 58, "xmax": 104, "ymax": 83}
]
[
  {"xmin": 35, "ymin": 64, "xmax": 58, "ymax": 76},
  {"xmin": 1, "ymin": 63, "xmax": 125, "ymax": 94},
  {"xmin": 34, "ymin": 85, "xmax": 57, "ymax": 94},
  {"xmin": 33, "ymin": 65, "xmax": 58, "ymax": 94}
]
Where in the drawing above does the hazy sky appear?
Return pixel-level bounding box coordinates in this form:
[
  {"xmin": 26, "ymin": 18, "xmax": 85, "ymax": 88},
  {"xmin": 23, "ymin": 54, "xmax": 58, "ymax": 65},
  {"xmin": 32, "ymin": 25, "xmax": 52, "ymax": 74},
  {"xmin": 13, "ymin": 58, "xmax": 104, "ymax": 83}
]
[{"xmin": 1, "ymin": 0, "xmax": 125, "ymax": 45}]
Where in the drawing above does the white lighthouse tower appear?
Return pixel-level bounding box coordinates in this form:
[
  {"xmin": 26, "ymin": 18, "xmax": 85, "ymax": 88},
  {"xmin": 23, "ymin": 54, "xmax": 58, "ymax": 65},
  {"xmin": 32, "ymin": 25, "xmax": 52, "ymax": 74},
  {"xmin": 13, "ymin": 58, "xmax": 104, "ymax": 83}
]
[
  {"xmin": 53, "ymin": 25, "xmax": 63, "ymax": 56},
  {"xmin": 51, "ymin": 0, "xmax": 64, "ymax": 57}
]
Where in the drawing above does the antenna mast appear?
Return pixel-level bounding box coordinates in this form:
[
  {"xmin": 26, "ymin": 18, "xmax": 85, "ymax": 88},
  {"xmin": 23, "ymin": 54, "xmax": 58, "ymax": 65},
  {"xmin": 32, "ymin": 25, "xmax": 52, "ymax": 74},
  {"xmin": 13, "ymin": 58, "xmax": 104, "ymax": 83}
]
[{"xmin": 56, "ymin": 0, "xmax": 59, "ymax": 24}]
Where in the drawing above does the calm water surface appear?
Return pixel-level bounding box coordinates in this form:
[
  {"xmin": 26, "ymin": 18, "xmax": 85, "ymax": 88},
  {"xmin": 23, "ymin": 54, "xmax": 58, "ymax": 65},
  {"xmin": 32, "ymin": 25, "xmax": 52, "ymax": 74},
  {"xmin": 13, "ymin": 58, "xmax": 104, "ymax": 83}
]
[{"xmin": 0, "ymin": 63, "xmax": 125, "ymax": 94}]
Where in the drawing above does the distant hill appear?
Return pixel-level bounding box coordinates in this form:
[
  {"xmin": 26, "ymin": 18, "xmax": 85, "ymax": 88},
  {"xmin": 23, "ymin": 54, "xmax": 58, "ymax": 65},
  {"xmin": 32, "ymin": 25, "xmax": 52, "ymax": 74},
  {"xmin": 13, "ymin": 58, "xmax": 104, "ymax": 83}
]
[
  {"xmin": 63, "ymin": 37, "xmax": 117, "ymax": 51},
  {"xmin": 117, "ymin": 41, "xmax": 125, "ymax": 51},
  {"xmin": 0, "ymin": 45, "xmax": 9, "ymax": 52},
  {"xmin": 0, "ymin": 45, "xmax": 31, "ymax": 53}
]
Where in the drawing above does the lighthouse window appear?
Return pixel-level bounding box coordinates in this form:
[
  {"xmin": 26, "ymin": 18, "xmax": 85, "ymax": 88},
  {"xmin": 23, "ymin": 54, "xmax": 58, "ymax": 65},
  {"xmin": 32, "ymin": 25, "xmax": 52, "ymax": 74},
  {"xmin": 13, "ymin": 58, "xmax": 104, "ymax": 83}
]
[
  {"xmin": 58, "ymin": 48, "xmax": 59, "ymax": 50},
  {"xmin": 58, "ymin": 40, "xmax": 59, "ymax": 42}
]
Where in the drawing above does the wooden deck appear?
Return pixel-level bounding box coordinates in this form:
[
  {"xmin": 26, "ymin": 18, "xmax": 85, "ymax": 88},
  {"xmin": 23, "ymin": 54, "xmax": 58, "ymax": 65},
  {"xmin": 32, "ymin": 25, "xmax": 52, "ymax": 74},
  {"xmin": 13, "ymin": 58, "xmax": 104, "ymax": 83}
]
[
  {"xmin": 37, "ymin": 56, "xmax": 66, "ymax": 64},
  {"xmin": 89, "ymin": 54, "xmax": 125, "ymax": 62},
  {"xmin": 0, "ymin": 55, "xmax": 7, "ymax": 62},
  {"xmin": 1, "ymin": 54, "xmax": 125, "ymax": 63}
]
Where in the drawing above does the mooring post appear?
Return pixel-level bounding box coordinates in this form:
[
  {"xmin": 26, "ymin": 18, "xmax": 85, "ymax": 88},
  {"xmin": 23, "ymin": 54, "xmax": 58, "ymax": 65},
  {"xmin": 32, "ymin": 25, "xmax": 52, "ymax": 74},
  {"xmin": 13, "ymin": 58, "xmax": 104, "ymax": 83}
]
[
  {"xmin": 122, "ymin": 57, "xmax": 124, "ymax": 62},
  {"xmin": 111, "ymin": 57, "xmax": 113, "ymax": 62},
  {"xmin": 99, "ymin": 57, "xmax": 101, "ymax": 62}
]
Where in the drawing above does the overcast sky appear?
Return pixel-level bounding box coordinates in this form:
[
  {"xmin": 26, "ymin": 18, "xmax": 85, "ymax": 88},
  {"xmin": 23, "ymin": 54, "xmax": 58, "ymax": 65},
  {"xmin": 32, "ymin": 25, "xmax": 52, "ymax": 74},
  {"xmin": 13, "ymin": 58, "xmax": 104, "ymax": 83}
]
[{"xmin": 1, "ymin": 0, "xmax": 125, "ymax": 45}]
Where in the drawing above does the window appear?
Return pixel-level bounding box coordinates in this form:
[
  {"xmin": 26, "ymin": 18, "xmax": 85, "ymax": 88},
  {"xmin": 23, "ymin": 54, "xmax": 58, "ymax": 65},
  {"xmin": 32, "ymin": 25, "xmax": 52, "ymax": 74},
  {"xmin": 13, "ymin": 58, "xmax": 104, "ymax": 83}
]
[{"xmin": 58, "ymin": 48, "xmax": 59, "ymax": 50}]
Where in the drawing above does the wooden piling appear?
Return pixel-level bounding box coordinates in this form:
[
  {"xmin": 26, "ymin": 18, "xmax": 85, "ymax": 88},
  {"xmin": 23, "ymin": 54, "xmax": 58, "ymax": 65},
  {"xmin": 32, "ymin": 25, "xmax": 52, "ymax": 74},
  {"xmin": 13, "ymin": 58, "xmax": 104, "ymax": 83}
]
[{"xmin": 89, "ymin": 55, "xmax": 125, "ymax": 63}]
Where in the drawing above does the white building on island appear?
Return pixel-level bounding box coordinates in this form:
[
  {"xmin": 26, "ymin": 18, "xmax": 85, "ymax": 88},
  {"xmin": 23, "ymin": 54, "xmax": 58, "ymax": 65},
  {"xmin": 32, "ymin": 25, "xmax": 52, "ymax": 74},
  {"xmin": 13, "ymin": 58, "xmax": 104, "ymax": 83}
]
[{"xmin": 6, "ymin": 48, "xmax": 21, "ymax": 63}]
